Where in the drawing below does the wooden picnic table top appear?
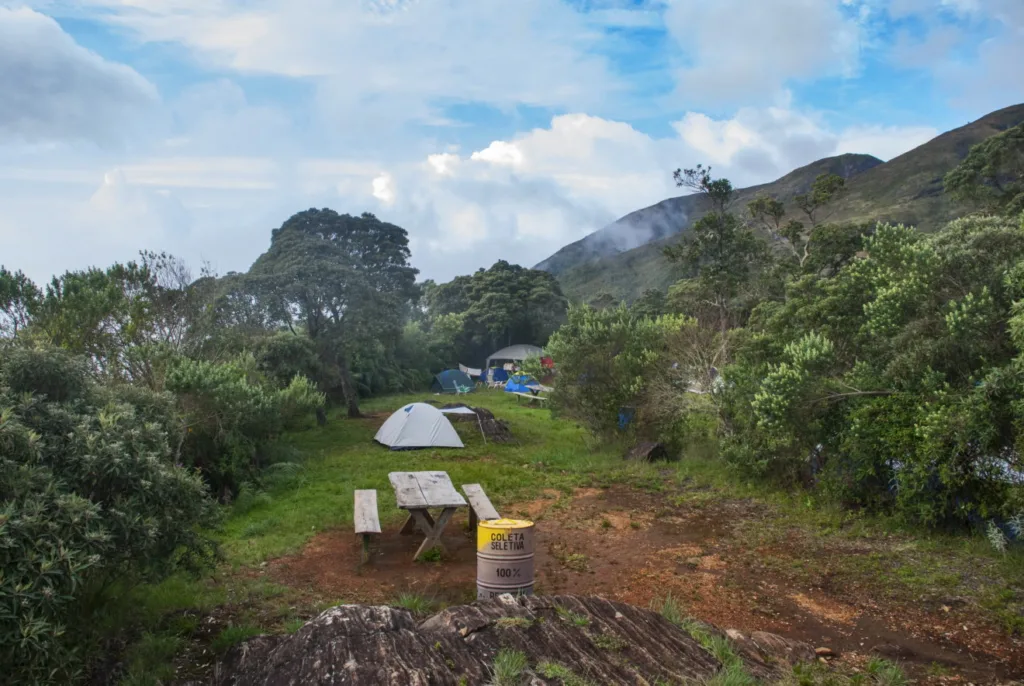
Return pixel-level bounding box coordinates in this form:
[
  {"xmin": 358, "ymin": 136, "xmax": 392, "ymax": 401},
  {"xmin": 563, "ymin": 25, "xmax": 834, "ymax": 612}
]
[{"xmin": 388, "ymin": 471, "xmax": 467, "ymax": 510}]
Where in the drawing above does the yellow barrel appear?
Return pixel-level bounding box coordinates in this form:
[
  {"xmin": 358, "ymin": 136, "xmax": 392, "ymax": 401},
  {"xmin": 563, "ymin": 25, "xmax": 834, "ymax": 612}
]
[{"xmin": 476, "ymin": 518, "xmax": 535, "ymax": 600}]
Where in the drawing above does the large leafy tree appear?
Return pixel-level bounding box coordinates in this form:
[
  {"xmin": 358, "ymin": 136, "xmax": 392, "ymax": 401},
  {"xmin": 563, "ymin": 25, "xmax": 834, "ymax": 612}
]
[
  {"xmin": 421, "ymin": 261, "xmax": 567, "ymax": 366},
  {"xmin": 0, "ymin": 266, "xmax": 39, "ymax": 338},
  {"xmin": 248, "ymin": 209, "xmax": 418, "ymax": 416}
]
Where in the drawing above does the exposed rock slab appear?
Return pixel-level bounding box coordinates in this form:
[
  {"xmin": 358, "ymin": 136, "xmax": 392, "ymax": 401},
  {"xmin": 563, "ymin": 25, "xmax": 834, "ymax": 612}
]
[{"xmin": 214, "ymin": 595, "xmax": 814, "ymax": 685}]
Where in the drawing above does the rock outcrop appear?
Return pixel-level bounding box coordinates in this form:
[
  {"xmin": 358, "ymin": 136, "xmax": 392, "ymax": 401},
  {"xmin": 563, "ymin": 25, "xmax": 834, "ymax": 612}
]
[{"xmin": 212, "ymin": 595, "xmax": 816, "ymax": 685}]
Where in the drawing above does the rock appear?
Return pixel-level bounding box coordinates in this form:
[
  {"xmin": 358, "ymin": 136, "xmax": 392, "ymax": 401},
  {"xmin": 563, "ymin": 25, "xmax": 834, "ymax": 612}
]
[
  {"xmin": 213, "ymin": 595, "xmax": 807, "ymax": 685},
  {"xmin": 815, "ymin": 647, "xmax": 837, "ymax": 658},
  {"xmin": 725, "ymin": 629, "xmax": 817, "ymax": 675}
]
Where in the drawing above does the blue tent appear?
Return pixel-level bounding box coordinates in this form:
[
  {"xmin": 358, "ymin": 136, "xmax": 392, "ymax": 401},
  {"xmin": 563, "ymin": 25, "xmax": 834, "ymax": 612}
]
[
  {"xmin": 484, "ymin": 367, "xmax": 509, "ymax": 383},
  {"xmin": 431, "ymin": 369, "xmax": 475, "ymax": 394},
  {"xmin": 504, "ymin": 374, "xmax": 538, "ymax": 394}
]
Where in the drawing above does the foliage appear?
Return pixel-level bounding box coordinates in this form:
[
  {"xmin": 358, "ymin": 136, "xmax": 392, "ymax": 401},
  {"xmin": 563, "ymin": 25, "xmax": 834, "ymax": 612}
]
[
  {"xmin": 664, "ymin": 166, "xmax": 769, "ymax": 332},
  {"xmin": 0, "ymin": 266, "xmax": 40, "ymax": 338},
  {"xmin": 545, "ymin": 303, "xmax": 691, "ymax": 435},
  {"xmin": 165, "ymin": 354, "xmax": 325, "ymax": 497},
  {"xmin": 945, "ymin": 122, "xmax": 1024, "ymax": 217},
  {"xmin": 490, "ymin": 648, "xmax": 528, "ymax": 686},
  {"xmin": 421, "ymin": 261, "xmax": 567, "ymax": 366},
  {"xmin": 722, "ymin": 215, "xmax": 1024, "ymax": 525},
  {"xmin": 248, "ymin": 209, "xmax": 419, "ymax": 416},
  {"xmin": 0, "ymin": 345, "xmax": 218, "ymax": 684}
]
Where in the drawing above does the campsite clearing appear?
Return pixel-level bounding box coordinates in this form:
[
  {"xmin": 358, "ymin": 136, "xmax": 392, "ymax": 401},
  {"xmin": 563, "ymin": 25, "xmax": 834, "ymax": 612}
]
[{"xmin": 119, "ymin": 391, "xmax": 1024, "ymax": 686}]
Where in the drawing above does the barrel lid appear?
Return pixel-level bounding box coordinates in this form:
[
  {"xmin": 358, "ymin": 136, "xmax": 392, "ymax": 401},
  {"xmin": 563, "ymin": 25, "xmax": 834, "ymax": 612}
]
[{"xmin": 480, "ymin": 517, "xmax": 534, "ymax": 528}]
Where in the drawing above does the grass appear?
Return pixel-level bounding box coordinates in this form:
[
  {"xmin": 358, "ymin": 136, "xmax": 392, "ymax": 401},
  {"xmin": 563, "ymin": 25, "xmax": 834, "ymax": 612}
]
[
  {"xmin": 591, "ymin": 633, "xmax": 627, "ymax": 651},
  {"xmin": 395, "ymin": 592, "xmax": 438, "ymax": 616},
  {"xmin": 490, "ymin": 648, "xmax": 529, "ymax": 686},
  {"xmin": 211, "ymin": 624, "xmax": 265, "ymax": 653},
  {"xmin": 555, "ymin": 605, "xmax": 590, "ymax": 627},
  {"xmin": 118, "ymin": 633, "xmax": 183, "ymax": 686},
  {"xmin": 536, "ymin": 660, "xmax": 593, "ymax": 685},
  {"xmin": 653, "ymin": 594, "xmax": 756, "ymax": 686},
  {"xmin": 218, "ymin": 391, "xmax": 626, "ymax": 566},
  {"xmin": 117, "ymin": 388, "xmax": 1024, "ymax": 683},
  {"xmin": 495, "ymin": 616, "xmax": 533, "ymax": 629}
]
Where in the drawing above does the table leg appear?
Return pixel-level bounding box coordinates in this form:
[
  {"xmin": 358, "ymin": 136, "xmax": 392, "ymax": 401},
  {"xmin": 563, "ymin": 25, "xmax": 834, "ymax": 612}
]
[
  {"xmin": 412, "ymin": 507, "xmax": 456, "ymax": 561},
  {"xmin": 400, "ymin": 509, "xmax": 435, "ymax": 535}
]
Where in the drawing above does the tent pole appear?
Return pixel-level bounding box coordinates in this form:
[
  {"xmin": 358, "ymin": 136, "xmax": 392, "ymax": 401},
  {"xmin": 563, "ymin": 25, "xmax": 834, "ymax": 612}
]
[{"xmin": 478, "ymin": 413, "xmax": 487, "ymax": 444}]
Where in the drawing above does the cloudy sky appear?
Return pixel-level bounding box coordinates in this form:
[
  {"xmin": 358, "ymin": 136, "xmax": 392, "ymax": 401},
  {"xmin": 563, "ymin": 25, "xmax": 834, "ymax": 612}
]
[{"xmin": 1, "ymin": 0, "xmax": 1022, "ymax": 285}]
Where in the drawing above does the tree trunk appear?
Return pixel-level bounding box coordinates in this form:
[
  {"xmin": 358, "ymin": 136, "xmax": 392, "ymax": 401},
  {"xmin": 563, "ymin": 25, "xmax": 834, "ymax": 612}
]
[{"xmin": 337, "ymin": 352, "xmax": 362, "ymax": 418}]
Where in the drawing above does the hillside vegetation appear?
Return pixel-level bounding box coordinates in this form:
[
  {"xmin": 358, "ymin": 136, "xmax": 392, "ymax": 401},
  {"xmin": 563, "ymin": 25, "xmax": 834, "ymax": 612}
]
[{"xmin": 543, "ymin": 103, "xmax": 1024, "ymax": 303}]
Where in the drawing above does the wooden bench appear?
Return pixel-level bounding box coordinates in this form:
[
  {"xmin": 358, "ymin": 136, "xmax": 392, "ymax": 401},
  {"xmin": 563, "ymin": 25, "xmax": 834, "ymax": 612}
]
[
  {"xmin": 511, "ymin": 391, "xmax": 548, "ymax": 405},
  {"xmin": 462, "ymin": 483, "xmax": 500, "ymax": 531},
  {"xmin": 354, "ymin": 489, "xmax": 381, "ymax": 564}
]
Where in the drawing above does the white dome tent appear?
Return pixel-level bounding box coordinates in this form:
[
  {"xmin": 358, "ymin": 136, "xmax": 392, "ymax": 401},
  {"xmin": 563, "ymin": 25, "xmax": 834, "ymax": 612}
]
[{"xmin": 374, "ymin": 403, "xmax": 465, "ymax": 450}]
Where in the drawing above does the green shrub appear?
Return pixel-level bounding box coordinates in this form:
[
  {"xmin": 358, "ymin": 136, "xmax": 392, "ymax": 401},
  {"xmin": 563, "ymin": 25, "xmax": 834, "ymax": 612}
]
[
  {"xmin": 0, "ymin": 345, "xmax": 218, "ymax": 684},
  {"xmin": 166, "ymin": 354, "xmax": 325, "ymax": 496}
]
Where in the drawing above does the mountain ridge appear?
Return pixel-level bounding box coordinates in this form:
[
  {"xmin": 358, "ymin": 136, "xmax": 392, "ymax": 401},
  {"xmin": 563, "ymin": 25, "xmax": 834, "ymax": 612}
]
[{"xmin": 536, "ymin": 102, "xmax": 1024, "ymax": 303}]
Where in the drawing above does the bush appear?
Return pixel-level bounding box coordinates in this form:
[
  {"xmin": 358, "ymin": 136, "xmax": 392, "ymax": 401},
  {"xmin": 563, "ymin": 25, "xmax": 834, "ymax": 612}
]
[
  {"xmin": 166, "ymin": 354, "xmax": 325, "ymax": 497},
  {"xmin": 545, "ymin": 303, "xmax": 692, "ymax": 436},
  {"xmin": 0, "ymin": 345, "xmax": 218, "ymax": 684},
  {"xmin": 722, "ymin": 217, "xmax": 1024, "ymax": 525}
]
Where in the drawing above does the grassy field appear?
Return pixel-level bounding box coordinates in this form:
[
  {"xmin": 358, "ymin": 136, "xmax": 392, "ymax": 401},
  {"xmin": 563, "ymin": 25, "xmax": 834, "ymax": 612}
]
[{"xmin": 104, "ymin": 389, "xmax": 1024, "ymax": 685}]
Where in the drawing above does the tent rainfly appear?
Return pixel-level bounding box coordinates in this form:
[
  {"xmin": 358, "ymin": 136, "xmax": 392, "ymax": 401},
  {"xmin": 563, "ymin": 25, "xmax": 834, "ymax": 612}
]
[
  {"xmin": 374, "ymin": 403, "xmax": 465, "ymax": 450},
  {"xmin": 485, "ymin": 343, "xmax": 544, "ymax": 369}
]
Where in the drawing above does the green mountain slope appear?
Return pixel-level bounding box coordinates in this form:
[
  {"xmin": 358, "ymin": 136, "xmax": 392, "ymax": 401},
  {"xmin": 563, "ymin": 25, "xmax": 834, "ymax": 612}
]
[{"xmin": 542, "ymin": 102, "xmax": 1024, "ymax": 303}]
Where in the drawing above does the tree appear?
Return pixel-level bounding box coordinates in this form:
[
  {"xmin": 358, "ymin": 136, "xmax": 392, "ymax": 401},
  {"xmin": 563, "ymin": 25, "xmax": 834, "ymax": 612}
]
[
  {"xmin": 794, "ymin": 173, "xmax": 846, "ymax": 228},
  {"xmin": 421, "ymin": 261, "xmax": 567, "ymax": 366},
  {"xmin": 546, "ymin": 303, "xmax": 691, "ymax": 435},
  {"xmin": 632, "ymin": 288, "xmax": 667, "ymax": 319},
  {"xmin": 248, "ymin": 209, "xmax": 419, "ymax": 417},
  {"xmin": 722, "ymin": 214, "xmax": 1024, "ymax": 525},
  {"xmin": 664, "ymin": 165, "xmax": 768, "ymax": 333},
  {"xmin": 945, "ymin": 122, "xmax": 1024, "ymax": 217},
  {"xmin": 0, "ymin": 266, "xmax": 39, "ymax": 338},
  {"xmin": 589, "ymin": 292, "xmax": 620, "ymax": 311},
  {"xmin": 34, "ymin": 262, "xmax": 159, "ymax": 384}
]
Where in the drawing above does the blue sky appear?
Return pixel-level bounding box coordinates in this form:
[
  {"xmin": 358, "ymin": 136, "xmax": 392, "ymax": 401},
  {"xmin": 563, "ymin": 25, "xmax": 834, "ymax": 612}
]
[{"xmin": 1, "ymin": 0, "xmax": 1022, "ymax": 285}]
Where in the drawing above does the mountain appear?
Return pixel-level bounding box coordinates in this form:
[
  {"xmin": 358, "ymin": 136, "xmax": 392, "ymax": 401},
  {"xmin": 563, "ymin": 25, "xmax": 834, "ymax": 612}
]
[{"xmin": 538, "ymin": 103, "xmax": 1024, "ymax": 303}]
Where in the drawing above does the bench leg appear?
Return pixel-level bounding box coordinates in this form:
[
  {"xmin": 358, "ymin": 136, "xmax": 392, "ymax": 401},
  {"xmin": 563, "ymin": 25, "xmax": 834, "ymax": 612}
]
[
  {"xmin": 359, "ymin": 534, "xmax": 372, "ymax": 565},
  {"xmin": 468, "ymin": 507, "xmax": 478, "ymax": 533}
]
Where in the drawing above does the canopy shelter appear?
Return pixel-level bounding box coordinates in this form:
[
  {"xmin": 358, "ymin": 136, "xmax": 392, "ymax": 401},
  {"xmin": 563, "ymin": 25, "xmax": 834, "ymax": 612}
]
[
  {"xmin": 485, "ymin": 344, "xmax": 544, "ymax": 369},
  {"xmin": 374, "ymin": 403, "xmax": 464, "ymax": 450},
  {"xmin": 440, "ymin": 406, "xmax": 487, "ymax": 444},
  {"xmin": 431, "ymin": 369, "xmax": 475, "ymax": 394}
]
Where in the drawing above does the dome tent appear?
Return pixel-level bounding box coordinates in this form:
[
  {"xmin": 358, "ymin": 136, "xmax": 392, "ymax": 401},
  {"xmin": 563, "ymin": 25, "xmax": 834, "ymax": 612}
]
[
  {"xmin": 431, "ymin": 369, "xmax": 475, "ymax": 394},
  {"xmin": 374, "ymin": 403, "xmax": 465, "ymax": 450}
]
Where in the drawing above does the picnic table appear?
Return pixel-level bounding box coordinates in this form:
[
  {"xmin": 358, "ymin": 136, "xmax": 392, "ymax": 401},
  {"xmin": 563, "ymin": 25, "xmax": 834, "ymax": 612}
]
[{"xmin": 388, "ymin": 471, "xmax": 467, "ymax": 561}]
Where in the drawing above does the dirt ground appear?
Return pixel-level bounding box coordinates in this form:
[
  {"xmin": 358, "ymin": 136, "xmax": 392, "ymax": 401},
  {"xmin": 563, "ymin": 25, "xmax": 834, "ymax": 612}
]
[{"xmin": 266, "ymin": 485, "xmax": 1024, "ymax": 685}]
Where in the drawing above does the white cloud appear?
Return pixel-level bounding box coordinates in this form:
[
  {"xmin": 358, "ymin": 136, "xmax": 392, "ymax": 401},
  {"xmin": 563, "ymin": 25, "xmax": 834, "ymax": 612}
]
[
  {"xmin": 64, "ymin": 0, "xmax": 627, "ymax": 123},
  {"xmin": 85, "ymin": 169, "xmax": 193, "ymax": 240},
  {"xmin": 366, "ymin": 106, "xmax": 937, "ymax": 277},
  {"xmin": 664, "ymin": 0, "xmax": 863, "ymax": 105},
  {"xmin": 372, "ymin": 172, "xmax": 396, "ymax": 204},
  {"xmin": 0, "ymin": 7, "xmax": 157, "ymax": 145}
]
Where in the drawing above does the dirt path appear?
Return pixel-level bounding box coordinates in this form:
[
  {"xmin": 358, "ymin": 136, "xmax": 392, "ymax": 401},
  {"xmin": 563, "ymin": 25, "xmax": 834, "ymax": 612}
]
[{"xmin": 266, "ymin": 485, "xmax": 1024, "ymax": 684}]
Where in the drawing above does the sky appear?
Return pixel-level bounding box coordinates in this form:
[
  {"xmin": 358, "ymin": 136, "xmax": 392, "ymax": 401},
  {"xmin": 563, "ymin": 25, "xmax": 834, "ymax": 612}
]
[{"xmin": 1, "ymin": 0, "xmax": 1022, "ymax": 286}]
